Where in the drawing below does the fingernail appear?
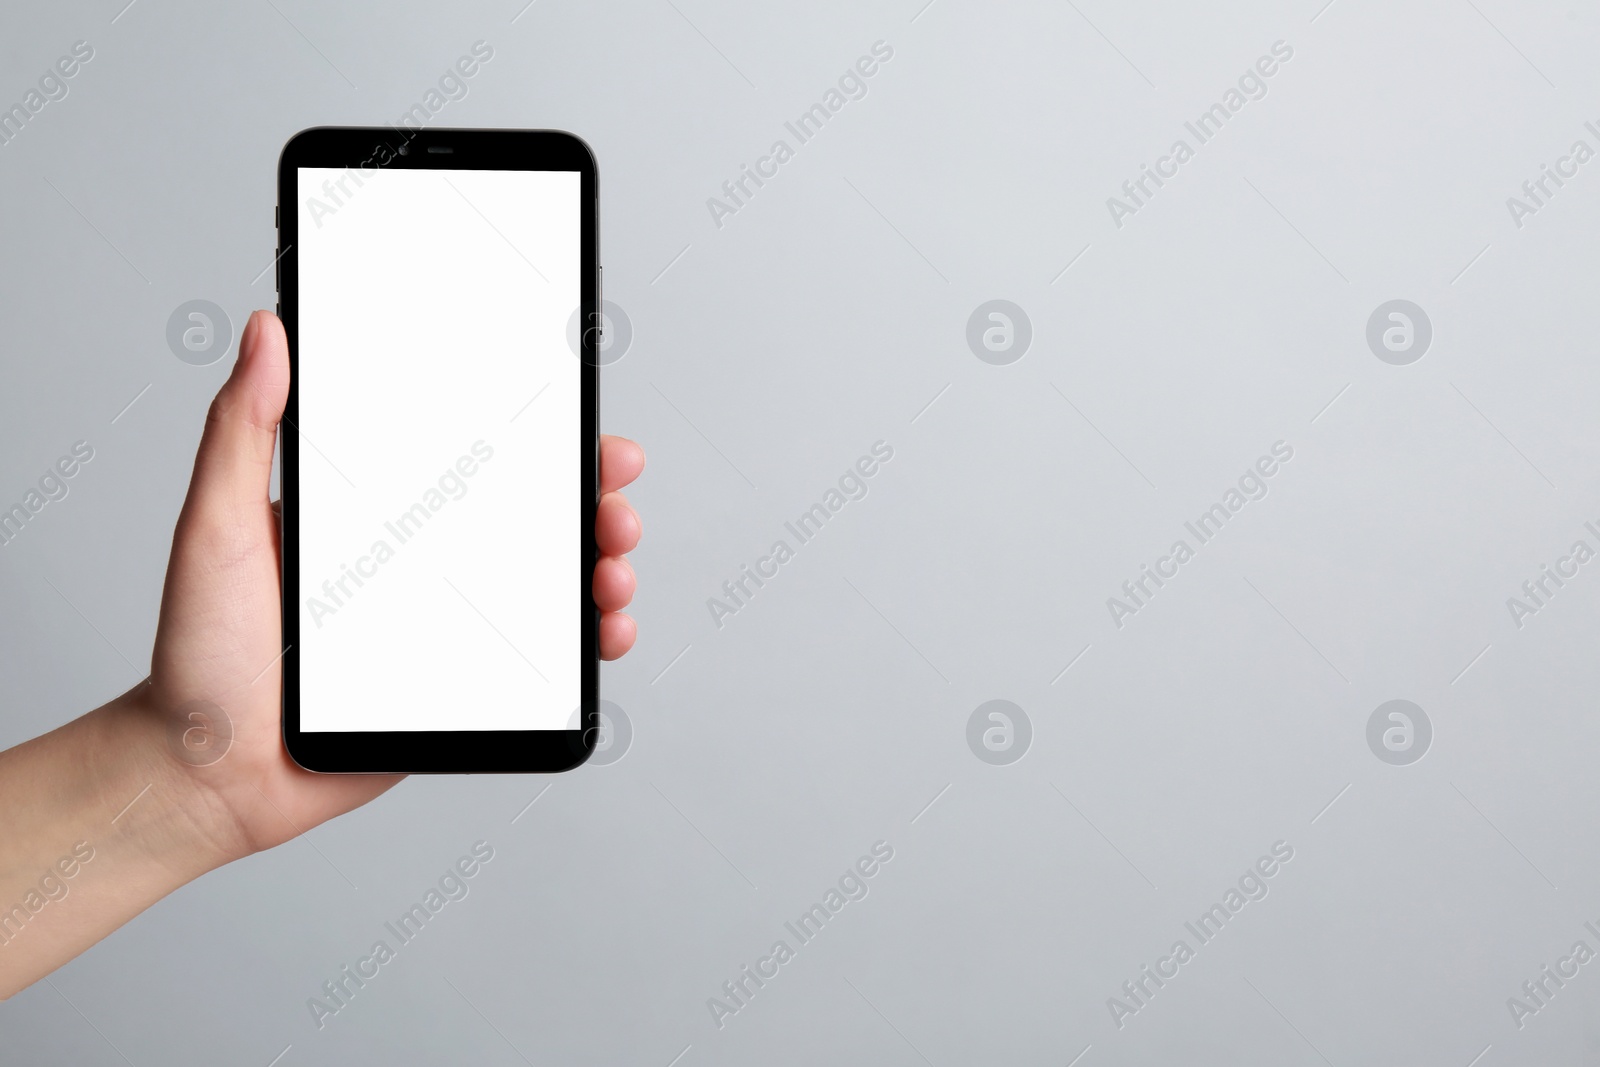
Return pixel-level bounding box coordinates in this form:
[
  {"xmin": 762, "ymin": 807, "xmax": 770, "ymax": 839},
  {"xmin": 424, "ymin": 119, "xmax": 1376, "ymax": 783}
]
[{"xmin": 232, "ymin": 311, "xmax": 262, "ymax": 373}]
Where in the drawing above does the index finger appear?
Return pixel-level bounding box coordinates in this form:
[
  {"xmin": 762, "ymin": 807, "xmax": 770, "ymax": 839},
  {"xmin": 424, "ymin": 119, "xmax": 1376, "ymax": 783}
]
[{"xmin": 600, "ymin": 435, "xmax": 645, "ymax": 494}]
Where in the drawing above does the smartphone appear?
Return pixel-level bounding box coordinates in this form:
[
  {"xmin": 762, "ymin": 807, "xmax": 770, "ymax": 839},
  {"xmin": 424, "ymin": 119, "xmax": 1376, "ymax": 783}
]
[{"xmin": 276, "ymin": 127, "xmax": 599, "ymax": 773}]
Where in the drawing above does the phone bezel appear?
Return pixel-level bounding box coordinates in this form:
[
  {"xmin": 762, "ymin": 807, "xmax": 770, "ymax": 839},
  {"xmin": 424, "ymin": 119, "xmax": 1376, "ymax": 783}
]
[{"xmin": 276, "ymin": 126, "xmax": 600, "ymax": 773}]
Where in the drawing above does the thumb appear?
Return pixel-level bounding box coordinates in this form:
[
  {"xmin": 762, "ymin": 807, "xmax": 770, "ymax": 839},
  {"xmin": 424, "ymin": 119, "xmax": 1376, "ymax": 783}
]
[{"xmin": 185, "ymin": 310, "xmax": 289, "ymax": 516}]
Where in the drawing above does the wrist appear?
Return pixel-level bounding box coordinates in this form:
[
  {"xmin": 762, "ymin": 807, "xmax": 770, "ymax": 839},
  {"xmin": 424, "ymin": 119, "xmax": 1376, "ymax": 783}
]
[
  {"xmin": 82, "ymin": 686, "xmax": 254, "ymax": 877},
  {"xmin": 0, "ymin": 687, "xmax": 248, "ymax": 999}
]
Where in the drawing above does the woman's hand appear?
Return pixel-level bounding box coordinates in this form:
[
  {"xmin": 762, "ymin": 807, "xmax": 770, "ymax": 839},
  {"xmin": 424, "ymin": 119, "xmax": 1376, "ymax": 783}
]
[{"xmin": 0, "ymin": 309, "xmax": 643, "ymax": 997}]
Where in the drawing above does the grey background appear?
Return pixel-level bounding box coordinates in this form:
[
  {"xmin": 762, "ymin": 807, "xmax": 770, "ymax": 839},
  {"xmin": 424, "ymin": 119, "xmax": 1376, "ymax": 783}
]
[{"xmin": 2, "ymin": 0, "xmax": 1598, "ymax": 1063}]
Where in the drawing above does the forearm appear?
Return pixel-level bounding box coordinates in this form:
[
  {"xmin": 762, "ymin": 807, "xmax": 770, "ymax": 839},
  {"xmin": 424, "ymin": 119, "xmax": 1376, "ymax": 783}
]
[{"xmin": 0, "ymin": 685, "xmax": 241, "ymax": 999}]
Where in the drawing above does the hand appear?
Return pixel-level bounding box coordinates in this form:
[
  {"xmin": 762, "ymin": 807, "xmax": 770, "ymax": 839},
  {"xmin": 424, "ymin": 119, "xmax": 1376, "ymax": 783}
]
[
  {"xmin": 141, "ymin": 309, "xmax": 645, "ymax": 857},
  {"xmin": 0, "ymin": 310, "xmax": 643, "ymax": 998}
]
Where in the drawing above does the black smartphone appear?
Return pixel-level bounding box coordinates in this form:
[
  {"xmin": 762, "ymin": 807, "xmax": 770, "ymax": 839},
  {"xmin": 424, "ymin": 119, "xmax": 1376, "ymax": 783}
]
[{"xmin": 276, "ymin": 126, "xmax": 599, "ymax": 773}]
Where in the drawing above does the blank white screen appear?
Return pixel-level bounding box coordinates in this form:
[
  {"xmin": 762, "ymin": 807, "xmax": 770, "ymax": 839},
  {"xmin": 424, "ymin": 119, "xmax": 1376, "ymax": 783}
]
[{"xmin": 295, "ymin": 167, "xmax": 581, "ymax": 732}]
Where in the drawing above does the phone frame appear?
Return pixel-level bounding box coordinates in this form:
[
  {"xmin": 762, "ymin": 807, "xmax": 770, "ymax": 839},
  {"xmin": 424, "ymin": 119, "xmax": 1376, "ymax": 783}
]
[{"xmin": 276, "ymin": 126, "xmax": 600, "ymax": 773}]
